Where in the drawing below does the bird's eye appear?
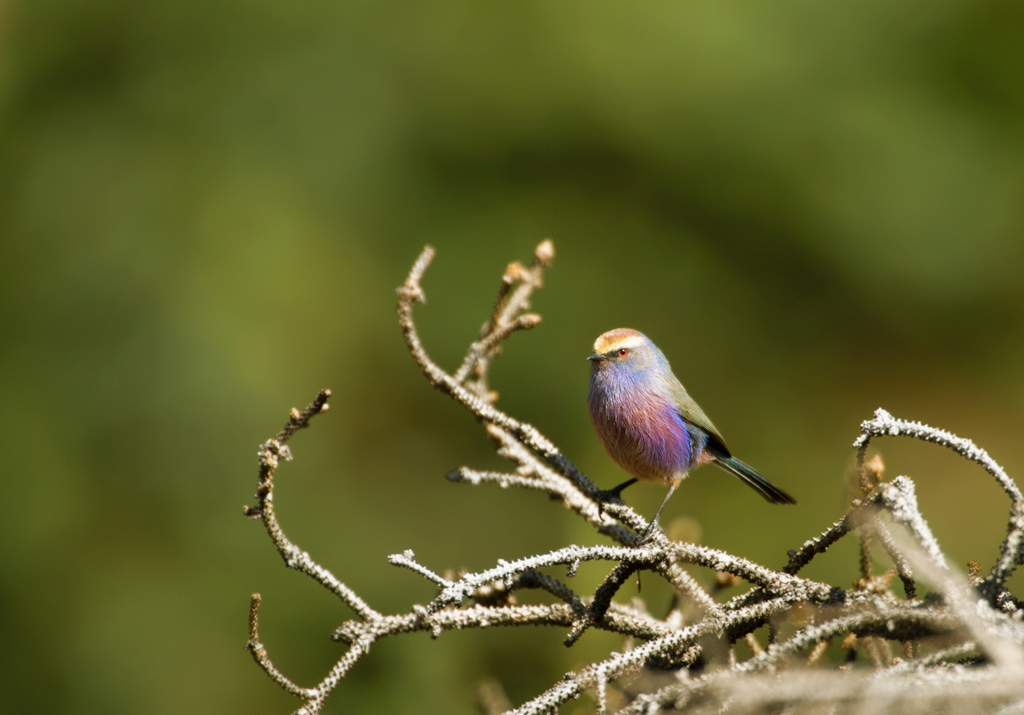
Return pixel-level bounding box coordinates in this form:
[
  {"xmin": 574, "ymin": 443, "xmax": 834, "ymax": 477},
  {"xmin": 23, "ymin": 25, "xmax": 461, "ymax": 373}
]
[{"xmin": 617, "ymin": 348, "xmax": 629, "ymax": 357}]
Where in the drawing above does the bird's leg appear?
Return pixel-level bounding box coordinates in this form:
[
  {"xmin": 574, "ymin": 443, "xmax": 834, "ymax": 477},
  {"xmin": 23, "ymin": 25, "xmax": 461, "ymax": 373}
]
[{"xmin": 638, "ymin": 479, "xmax": 680, "ymax": 544}]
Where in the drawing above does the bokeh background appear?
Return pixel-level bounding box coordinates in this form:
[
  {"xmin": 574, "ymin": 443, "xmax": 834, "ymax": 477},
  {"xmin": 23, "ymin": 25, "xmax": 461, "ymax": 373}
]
[{"xmin": 3, "ymin": 1, "xmax": 1024, "ymax": 713}]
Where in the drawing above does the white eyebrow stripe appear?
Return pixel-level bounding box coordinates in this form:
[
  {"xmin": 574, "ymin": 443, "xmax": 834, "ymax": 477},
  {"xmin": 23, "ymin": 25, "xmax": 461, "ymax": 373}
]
[{"xmin": 595, "ymin": 334, "xmax": 646, "ymax": 352}]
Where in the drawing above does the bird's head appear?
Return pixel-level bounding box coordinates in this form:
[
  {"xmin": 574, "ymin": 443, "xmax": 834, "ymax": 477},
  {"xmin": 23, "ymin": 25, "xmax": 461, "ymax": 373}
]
[{"xmin": 587, "ymin": 328, "xmax": 661, "ymax": 373}]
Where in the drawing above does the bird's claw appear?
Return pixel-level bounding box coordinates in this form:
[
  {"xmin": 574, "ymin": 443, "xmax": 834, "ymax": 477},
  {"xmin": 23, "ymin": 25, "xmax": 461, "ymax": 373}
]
[
  {"xmin": 595, "ymin": 488, "xmax": 627, "ymax": 506},
  {"xmin": 595, "ymin": 478, "xmax": 638, "ymax": 511},
  {"xmin": 637, "ymin": 521, "xmax": 666, "ymax": 546}
]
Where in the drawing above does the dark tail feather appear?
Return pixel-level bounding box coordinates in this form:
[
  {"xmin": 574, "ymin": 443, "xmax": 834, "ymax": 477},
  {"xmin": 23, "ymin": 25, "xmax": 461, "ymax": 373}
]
[{"xmin": 714, "ymin": 456, "xmax": 797, "ymax": 505}]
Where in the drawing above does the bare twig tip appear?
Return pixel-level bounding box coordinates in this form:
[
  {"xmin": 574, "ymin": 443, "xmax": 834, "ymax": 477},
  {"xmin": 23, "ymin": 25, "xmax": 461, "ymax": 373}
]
[
  {"xmin": 518, "ymin": 314, "xmax": 542, "ymax": 329},
  {"xmin": 504, "ymin": 261, "xmax": 524, "ymax": 283},
  {"xmin": 534, "ymin": 239, "xmax": 555, "ymax": 266}
]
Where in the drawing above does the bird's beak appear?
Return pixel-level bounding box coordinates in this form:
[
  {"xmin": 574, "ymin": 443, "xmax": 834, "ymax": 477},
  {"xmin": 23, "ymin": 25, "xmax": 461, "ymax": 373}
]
[{"xmin": 587, "ymin": 353, "xmax": 605, "ymax": 362}]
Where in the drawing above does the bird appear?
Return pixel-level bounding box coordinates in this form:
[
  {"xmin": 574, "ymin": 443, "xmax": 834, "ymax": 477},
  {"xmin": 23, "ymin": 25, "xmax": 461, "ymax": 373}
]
[{"xmin": 587, "ymin": 328, "xmax": 795, "ymax": 541}]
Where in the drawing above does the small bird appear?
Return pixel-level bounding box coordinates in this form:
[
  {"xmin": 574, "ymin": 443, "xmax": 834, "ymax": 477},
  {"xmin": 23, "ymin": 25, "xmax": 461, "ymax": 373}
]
[{"xmin": 587, "ymin": 328, "xmax": 795, "ymax": 540}]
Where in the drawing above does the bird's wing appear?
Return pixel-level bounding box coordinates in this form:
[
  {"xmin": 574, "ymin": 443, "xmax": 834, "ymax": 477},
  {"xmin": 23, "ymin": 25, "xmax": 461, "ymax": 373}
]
[{"xmin": 669, "ymin": 379, "xmax": 731, "ymax": 456}]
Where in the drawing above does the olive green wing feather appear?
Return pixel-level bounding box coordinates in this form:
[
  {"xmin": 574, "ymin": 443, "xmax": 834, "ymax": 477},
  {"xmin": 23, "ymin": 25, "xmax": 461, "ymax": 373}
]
[
  {"xmin": 669, "ymin": 377, "xmax": 797, "ymax": 505},
  {"xmin": 668, "ymin": 378, "xmax": 730, "ymax": 455}
]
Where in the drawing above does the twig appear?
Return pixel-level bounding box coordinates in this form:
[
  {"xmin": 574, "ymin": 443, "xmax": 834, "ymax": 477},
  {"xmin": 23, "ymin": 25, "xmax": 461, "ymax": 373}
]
[
  {"xmin": 855, "ymin": 408, "xmax": 1024, "ymax": 593},
  {"xmin": 396, "ymin": 244, "xmax": 607, "ymax": 507}
]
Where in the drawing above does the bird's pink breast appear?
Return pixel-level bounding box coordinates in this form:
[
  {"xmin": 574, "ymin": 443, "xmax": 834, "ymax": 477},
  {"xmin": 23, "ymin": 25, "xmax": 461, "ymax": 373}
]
[{"xmin": 588, "ymin": 376, "xmax": 694, "ymax": 483}]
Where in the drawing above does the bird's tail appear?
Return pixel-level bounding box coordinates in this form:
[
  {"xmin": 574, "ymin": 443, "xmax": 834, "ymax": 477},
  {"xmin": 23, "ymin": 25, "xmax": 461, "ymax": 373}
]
[{"xmin": 714, "ymin": 456, "xmax": 797, "ymax": 505}]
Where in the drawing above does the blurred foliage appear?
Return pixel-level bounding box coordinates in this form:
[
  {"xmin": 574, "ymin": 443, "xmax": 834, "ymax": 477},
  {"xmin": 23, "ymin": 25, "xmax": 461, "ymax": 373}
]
[{"xmin": 1, "ymin": 1, "xmax": 1024, "ymax": 713}]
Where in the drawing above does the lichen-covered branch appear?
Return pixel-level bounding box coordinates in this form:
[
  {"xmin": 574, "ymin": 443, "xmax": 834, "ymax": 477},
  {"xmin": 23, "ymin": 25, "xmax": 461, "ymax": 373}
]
[
  {"xmin": 856, "ymin": 408, "xmax": 1024, "ymax": 595},
  {"xmin": 243, "ymin": 242, "xmax": 1024, "ymax": 715}
]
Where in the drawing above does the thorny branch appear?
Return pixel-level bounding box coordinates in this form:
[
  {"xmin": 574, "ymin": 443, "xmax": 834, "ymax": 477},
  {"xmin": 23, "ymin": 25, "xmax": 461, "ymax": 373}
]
[{"xmin": 245, "ymin": 241, "xmax": 1024, "ymax": 714}]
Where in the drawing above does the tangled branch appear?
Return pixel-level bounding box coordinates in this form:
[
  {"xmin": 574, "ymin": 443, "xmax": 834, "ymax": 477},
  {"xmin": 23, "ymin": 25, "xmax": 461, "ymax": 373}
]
[{"xmin": 244, "ymin": 241, "xmax": 1024, "ymax": 714}]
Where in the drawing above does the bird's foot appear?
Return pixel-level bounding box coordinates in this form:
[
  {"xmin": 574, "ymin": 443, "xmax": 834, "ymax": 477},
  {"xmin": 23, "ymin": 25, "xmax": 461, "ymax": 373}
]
[
  {"xmin": 595, "ymin": 478, "xmax": 638, "ymax": 509},
  {"xmin": 637, "ymin": 520, "xmax": 666, "ymax": 546},
  {"xmin": 595, "ymin": 488, "xmax": 626, "ymax": 506}
]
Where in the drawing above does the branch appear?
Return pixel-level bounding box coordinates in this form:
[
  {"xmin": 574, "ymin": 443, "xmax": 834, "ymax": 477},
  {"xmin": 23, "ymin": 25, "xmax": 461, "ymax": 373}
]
[
  {"xmin": 243, "ymin": 244, "xmax": 1024, "ymax": 715},
  {"xmin": 396, "ymin": 244, "xmax": 614, "ymax": 516},
  {"xmin": 855, "ymin": 408, "xmax": 1024, "ymax": 592}
]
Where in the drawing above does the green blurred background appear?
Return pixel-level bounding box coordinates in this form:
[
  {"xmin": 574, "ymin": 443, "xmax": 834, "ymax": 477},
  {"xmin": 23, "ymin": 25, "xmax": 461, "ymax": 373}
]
[{"xmin": 3, "ymin": 1, "xmax": 1024, "ymax": 712}]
